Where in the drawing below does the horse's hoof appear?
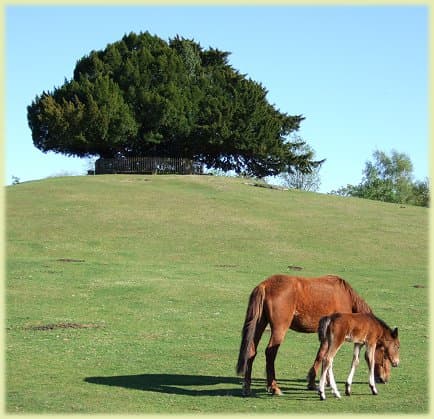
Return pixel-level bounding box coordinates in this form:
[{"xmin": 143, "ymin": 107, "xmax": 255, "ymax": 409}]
[
  {"xmin": 369, "ymin": 385, "xmax": 378, "ymax": 396},
  {"xmin": 268, "ymin": 387, "xmax": 283, "ymax": 396},
  {"xmin": 306, "ymin": 372, "xmax": 316, "ymax": 390},
  {"xmin": 274, "ymin": 389, "xmax": 283, "ymax": 396},
  {"xmin": 345, "ymin": 383, "xmax": 351, "ymax": 396},
  {"xmin": 242, "ymin": 387, "xmax": 251, "ymax": 397}
]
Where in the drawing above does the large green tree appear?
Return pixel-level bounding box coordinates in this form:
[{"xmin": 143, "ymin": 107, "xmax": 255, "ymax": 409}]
[{"xmin": 28, "ymin": 31, "xmax": 322, "ymax": 177}]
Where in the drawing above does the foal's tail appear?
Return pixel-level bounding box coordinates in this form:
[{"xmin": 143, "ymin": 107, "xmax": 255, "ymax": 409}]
[
  {"xmin": 236, "ymin": 284, "xmax": 266, "ymax": 376},
  {"xmin": 318, "ymin": 315, "xmax": 333, "ymax": 343}
]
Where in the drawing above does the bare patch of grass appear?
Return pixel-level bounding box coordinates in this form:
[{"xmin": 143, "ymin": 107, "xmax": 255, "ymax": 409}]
[{"xmin": 25, "ymin": 322, "xmax": 101, "ymax": 331}]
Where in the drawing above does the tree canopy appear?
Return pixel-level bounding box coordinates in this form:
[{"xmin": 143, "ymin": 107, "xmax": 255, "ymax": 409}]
[
  {"xmin": 332, "ymin": 150, "xmax": 429, "ymax": 207},
  {"xmin": 27, "ymin": 31, "xmax": 322, "ymax": 178}
]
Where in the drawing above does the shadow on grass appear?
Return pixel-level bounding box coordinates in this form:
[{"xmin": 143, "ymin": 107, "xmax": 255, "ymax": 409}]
[{"xmin": 84, "ymin": 374, "xmax": 318, "ymax": 398}]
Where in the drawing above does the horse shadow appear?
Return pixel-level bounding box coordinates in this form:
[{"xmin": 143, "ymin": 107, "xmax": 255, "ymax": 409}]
[{"xmin": 84, "ymin": 373, "xmax": 318, "ymax": 399}]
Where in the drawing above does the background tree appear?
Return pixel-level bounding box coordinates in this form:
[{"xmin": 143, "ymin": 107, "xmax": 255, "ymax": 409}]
[
  {"xmin": 27, "ymin": 31, "xmax": 322, "ymax": 178},
  {"xmin": 279, "ymin": 138, "xmax": 323, "ymax": 191},
  {"xmin": 332, "ymin": 149, "xmax": 429, "ymax": 207},
  {"xmin": 410, "ymin": 178, "xmax": 429, "ymax": 207}
]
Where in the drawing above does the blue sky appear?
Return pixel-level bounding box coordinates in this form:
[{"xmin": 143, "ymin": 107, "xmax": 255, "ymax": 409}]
[{"xmin": 5, "ymin": 5, "xmax": 428, "ymax": 192}]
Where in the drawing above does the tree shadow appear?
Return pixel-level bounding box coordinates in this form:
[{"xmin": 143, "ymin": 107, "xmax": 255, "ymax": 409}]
[{"xmin": 84, "ymin": 373, "xmax": 318, "ymax": 398}]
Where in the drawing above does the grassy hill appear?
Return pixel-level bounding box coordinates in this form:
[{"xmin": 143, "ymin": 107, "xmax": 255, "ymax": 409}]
[{"xmin": 6, "ymin": 175, "xmax": 428, "ymax": 413}]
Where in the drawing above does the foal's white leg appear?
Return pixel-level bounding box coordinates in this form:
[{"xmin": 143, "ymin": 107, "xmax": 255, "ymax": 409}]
[
  {"xmin": 366, "ymin": 345, "xmax": 378, "ymax": 395},
  {"xmin": 327, "ymin": 360, "xmax": 341, "ymax": 399},
  {"xmin": 345, "ymin": 343, "xmax": 361, "ymax": 396},
  {"xmin": 318, "ymin": 359, "xmax": 330, "ymax": 401}
]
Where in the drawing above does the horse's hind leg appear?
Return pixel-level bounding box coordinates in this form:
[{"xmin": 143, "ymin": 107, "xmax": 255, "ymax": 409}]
[
  {"xmin": 307, "ymin": 339, "xmax": 329, "ymax": 390},
  {"xmin": 318, "ymin": 356, "xmax": 331, "ymax": 400},
  {"xmin": 265, "ymin": 325, "xmax": 288, "ymax": 396},
  {"xmin": 327, "ymin": 359, "xmax": 341, "ymax": 399},
  {"xmin": 243, "ymin": 318, "xmax": 267, "ymax": 396},
  {"xmin": 318, "ymin": 340, "xmax": 343, "ymax": 400}
]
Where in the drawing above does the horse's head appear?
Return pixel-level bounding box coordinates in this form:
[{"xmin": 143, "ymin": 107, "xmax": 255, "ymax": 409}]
[{"xmin": 383, "ymin": 327, "xmax": 400, "ymax": 368}]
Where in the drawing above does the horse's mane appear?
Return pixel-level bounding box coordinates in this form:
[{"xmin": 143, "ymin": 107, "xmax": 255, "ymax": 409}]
[
  {"xmin": 331, "ymin": 277, "xmax": 394, "ymax": 334},
  {"xmin": 330, "ymin": 275, "xmax": 373, "ymax": 314}
]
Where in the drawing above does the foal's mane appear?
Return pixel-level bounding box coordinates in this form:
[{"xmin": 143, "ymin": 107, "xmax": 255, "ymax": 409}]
[
  {"xmin": 332, "ymin": 275, "xmax": 373, "ymax": 314},
  {"xmin": 371, "ymin": 314, "xmax": 394, "ymax": 333}
]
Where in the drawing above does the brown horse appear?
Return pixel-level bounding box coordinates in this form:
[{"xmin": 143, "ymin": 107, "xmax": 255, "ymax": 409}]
[
  {"xmin": 317, "ymin": 313, "xmax": 399, "ymax": 400},
  {"xmin": 236, "ymin": 274, "xmax": 391, "ymax": 396}
]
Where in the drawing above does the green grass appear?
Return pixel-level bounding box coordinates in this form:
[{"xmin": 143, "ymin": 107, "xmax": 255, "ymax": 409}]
[{"xmin": 6, "ymin": 174, "xmax": 429, "ymax": 413}]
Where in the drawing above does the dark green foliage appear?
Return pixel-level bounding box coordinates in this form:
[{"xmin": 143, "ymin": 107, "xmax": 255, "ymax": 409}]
[
  {"xmin": 27, "ymin": 76, "xmax": 138, "ymax": 158},
  {"xmin": 27, "ymin": 31, "xmax": 322, "ymax": 177},
  {"xmin": 410, "ymin": 178, "xmax": 430, "ymax": 207},
  {"xmin": 332, "ymin": 150, "xmax": 429, "ymax": 207}
]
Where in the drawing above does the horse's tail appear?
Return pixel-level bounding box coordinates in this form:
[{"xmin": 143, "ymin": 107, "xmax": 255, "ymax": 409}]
[{"xmin": 236, "ymin": 284, "xmax": 266, "ymax": 376}]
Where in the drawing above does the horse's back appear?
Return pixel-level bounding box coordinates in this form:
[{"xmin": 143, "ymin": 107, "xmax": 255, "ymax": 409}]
[
  {"xmin": 260, "ymin": 274, "xmax": 355, "ymax": 333},
  {"xmin": 262, "ymin": 274, "xmax": 353, "ymax": 307}
]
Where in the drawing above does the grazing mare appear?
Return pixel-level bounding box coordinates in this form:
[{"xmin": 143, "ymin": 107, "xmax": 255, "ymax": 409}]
[
  {"xmin": 317, "ymin": 313, "xmax": 399, "ymax": 401},
  {"xmin": 236, "ymin": 274, "xmax": 391, "ymax": 396}
]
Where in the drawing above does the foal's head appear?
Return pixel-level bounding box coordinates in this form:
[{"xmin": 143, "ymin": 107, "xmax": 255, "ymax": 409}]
[
  {"xmin": 382, "ymin": 327, "xmax": 400, "ymax": 368},
  {"xmin": 373, "ymin": 346, "xmax": 391, "ymax": 383}
]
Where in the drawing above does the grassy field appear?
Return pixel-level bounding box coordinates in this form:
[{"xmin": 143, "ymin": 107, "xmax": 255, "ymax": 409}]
[{"xmin": 5, "ymin": 174, "xmax": 429, "ymax": 413}]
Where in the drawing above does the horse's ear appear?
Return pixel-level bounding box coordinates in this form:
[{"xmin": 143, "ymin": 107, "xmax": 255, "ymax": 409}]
[{"xmin": 392, "ymin": 327, "xmax": 398, "ymax": 338}]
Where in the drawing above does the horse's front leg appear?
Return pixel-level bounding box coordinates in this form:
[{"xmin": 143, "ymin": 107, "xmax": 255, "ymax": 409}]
[
  {"xmin": 366, "ymin": 345, "xmax": 378, "ymax": 395},
  {"xmin": 345, "ymin": 343, "xmax": 361, "ymax": 396}
]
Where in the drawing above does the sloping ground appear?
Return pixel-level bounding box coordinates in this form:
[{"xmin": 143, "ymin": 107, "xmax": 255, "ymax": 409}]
[{"xmin": 6, "ymin": 175, "xmax": 428, "ymax": 413}]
